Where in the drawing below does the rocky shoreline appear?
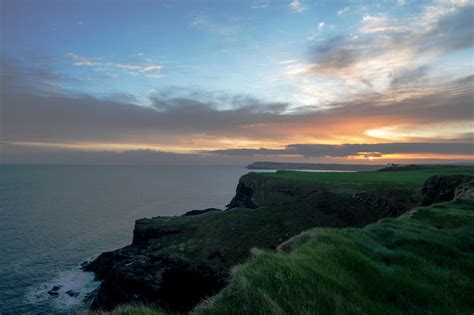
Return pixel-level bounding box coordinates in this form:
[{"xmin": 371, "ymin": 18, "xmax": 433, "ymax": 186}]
[{"xmin": 83, "ymin": 172, "xmax": 471, "ymax": 312}]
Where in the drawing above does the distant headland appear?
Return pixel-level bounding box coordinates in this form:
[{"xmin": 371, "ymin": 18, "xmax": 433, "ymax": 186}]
[{"xmin": 247, "ymin": 161, "xmax": 384, "ymax": 171}]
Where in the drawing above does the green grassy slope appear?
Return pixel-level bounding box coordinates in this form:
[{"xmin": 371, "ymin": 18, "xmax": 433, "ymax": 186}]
[
  {"xmin": 195, "ymin": 181, "xmax": 474, "ymax": 314},
  {"xmin": 131, "ymin": 168, "xmax": 474, "ymax": 266}
]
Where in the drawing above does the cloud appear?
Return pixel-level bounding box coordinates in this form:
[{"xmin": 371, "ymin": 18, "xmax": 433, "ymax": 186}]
[
  {"xmin": 303, "ymin": 1, "xmax": 474, "ymax": 97},
  {"xmin": 1, "ymin": 59, "xmax": 472, "ymax": 160},
  {"xmin": 337, "ymin": 7, "xmax": 349, "ymax": 16},
  {"xmin": 306, "ymin": 22, "xmax": 332, "ymax": 41},
  {"xmin": 251, "ymin": 0, "xmax": 271, "ymax": 9},
  {"xmin": 289, "ymin": 0, "xmax": 306, "ymax": 13},
  {"xmin": 142, "ymin": 65, "xmax": 162, "ymax": 72},
  {"xmin": 1, "ymin": 58, "xmax": 474, "ymax": 150},
  {"xmin": 191, "ymin": 16, "xmax": 209, "ymax": 27},
  {"xmin": 278, "ymin": 59, "xmax": 298, "ymax": 65},
  {"xmin": 390, "ymin": 65, "xmax": 431, "ymax": 88},
  {"xmin": 64, "ymin": 53, "xmax": 163, "ymax": 78},
  {"xmin": 360, "ymin": 14, "xmax": 403, "ymax": 33},
  {"xmin": 144, "ymin": 74, "xmax": 163, "ymax": 79},
  {"xmin": 365, "ymin": 121, "xmax": 473, "ymax": 141},
  {"xmin": 190, "ymin": 15, "xmax": 237, "ymax": 36},
  {"xmin": 205, "ymin": 142, "xmax": 474, "ymax": 158},
  {"xmin": 0, "ymin": 143, "xmax": 256, "ymax": 165}
]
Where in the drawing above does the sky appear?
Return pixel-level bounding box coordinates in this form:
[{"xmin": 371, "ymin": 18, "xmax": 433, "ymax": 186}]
[{"xmin": 0, "ymin": 0, "xmax": 473, "ymax": 165}]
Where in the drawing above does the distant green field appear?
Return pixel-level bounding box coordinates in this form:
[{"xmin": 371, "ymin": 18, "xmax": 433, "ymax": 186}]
[
  {"xmin": 264, "ymin": 167, "xmax": 474, "ymax": 193},
  {"xmin": 270, "ymin": 166, "xmax": 474, "ymax": 184},
  {"xmin": 195, "ymin": 181, "xmax": 474, "ymax": 315}
]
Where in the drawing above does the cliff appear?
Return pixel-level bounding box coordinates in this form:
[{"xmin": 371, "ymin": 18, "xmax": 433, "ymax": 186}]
[
  {"xmin": 196, "ymin": 179, "xmax": 474, "ymax": 314},
  {"xmin": 84, "ymin": 167, "xmax": 473, "ymax": 312}
]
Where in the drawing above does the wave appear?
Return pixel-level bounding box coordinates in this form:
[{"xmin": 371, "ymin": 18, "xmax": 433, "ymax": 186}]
[{"xmin": 24, "ymin": 259, "xmax": 100, "ymax": 314}]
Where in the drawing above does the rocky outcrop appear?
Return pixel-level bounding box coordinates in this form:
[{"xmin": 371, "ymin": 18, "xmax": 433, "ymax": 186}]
[
  {"xmin": 183, "ymin": 208, "xmax": 222, "ymax": 216},
  {"xmin": 85, "ymin": 246, "xmax": 227, "ymax": 311},
  {"xmin": 351, "ymin": 191, "xmax": 418, "ymax": 218},
  {"xmin": 226, "ymin": 173, "xmax": 322, "ymax": 209},
  {"xmin": 226, "ymin": 181, "xmax": 257, "ymax": 209},
  {"xmin": 132, "ymin": 219, "xmax": 184, "ymax": 245},
  {"xmin": 47, "ymin": 285, "xmax": 61, "ymax": 296},
  {"xmin": 421, "ymin": 175, "xmax": 472, "ymax": 206}
]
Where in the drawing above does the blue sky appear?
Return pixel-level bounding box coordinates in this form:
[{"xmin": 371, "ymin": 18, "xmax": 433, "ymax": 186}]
[
  {"xmin": 3, "ymin": 0, "xmax": 431, "ymax": 105},
  {"xmin": 1, "ymin": 0, "xmax": 473, "ymax": 164}
]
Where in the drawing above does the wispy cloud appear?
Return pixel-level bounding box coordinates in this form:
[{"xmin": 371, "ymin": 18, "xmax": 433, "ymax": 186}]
[
  {"xmin": 289, "ymin": 0, "xmax": 307, "ymax": 13},
  {"xmin": 359, "ymin": 13, "xmax": 403, "ymax": 33},
  {"xmin": 337, "ymin": 7, "xmax": 349, "ymax": 16},
  {"xmin": 278, "ymin": 59, "xmax": 298, "ymax": 65},
  {"xmin": 65, "ymin": 53, "xmax": 163, "ymax": 78},
  {"xmin": 190, "ymin": 15, "xmax": 237, "ymax": 36},
  {"xmin": 251, "ymin": 0, "xmax": 271, "ymax": 9}
]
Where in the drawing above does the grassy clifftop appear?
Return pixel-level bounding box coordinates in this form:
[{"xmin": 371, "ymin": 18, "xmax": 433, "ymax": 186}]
[
  {"xmin": 268, "ymin": 166, "xmax": 474, "ymax": 191},
  {"xmin": 196, "ymin": 180, "xmax": 474, "ymax": 314},
  {"xmin": 86, "ymin": 166, "xmax": 474, "ymax": 314}
]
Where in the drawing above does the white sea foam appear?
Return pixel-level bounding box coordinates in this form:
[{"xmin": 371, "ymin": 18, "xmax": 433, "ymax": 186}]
[{"xmin": 25, "ymin": 265, "xmax": 100, "ymax": 313}]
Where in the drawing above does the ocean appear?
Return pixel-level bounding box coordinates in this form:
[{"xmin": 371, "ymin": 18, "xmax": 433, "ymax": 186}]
[{"xmin": 0, "ymin": 165, "xmax": 251, "ymax": 314}]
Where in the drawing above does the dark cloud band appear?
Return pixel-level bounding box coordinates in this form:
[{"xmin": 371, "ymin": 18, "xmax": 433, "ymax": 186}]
[{"xmin": 205, "ymin": 143, "xmax": 473, "ymax": 158}]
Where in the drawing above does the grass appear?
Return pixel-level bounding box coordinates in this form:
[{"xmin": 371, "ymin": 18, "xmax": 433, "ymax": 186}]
[
  {"xmin": 133, "ymin": 166, "xmax": 454, "ymax": 265},
  {"xmin": 91, "ymin": 166, "xmax": 474, "ymax": 314},
  {"xmin": 266, "ymin": 166, "xmax": 474, "ymax": 193},
  {"xmin": 195, "ymin": 181, "xmax": 474, "ymax": 315}
]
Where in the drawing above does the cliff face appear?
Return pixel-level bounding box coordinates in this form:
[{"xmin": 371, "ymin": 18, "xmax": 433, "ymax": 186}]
[
  {"xmin": 420, "ymin": 175, "xmax": 471, "ymax": 206},
  {"xmin": 84, "ymin": 246, "xmax": 227, "ymax": 311},
  {"xmin": 85, "ymin": 172, "xmax": 472, "ymax": 312},
  {"xmin": 228, "ymin": 172, "xmax": 419, "ymax": 222}
]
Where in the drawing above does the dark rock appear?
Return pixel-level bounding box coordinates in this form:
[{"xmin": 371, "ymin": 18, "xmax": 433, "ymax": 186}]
[
  {"xmin": 87, "ymin": 248, "xmax": 228, "ymax": 312},
  {"xmin": 183, "ymin": 208, "xmax": 221, "ymax": 216},
  {"xmin": 351, "ymin": 191, "xmax": 418, "ymax": 218},
  {"xmin": 226, "ymin": 182, "xmax": 257, "ymax": 209},
  {"xmin": 65, "ymin": 290, "xmax": 79, "ymax": 297},
  {"xmin": 80, "ymin": 261, "xmax": 89, "ymax": 269},
  {"xmin": 132, "ymin": 220, "xmax": 183, "ymax": 244},
  {"xmin": 47, "ymin": 285, "xmax": 61, "ymax": 296},
  {"xmin": 421, "ymin": 175, "xmax": 472, "ymax": 206}
]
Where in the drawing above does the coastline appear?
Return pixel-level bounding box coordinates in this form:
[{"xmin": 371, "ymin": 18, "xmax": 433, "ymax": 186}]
[{"xmin": 82, "ymin": 166, "xmax": 474, "ymax": 312}]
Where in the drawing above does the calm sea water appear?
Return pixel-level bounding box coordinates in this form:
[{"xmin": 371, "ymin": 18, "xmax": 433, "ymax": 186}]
[{"xmin": 0, "ymin": 165, "xmax": 252, "ymax": 314}]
